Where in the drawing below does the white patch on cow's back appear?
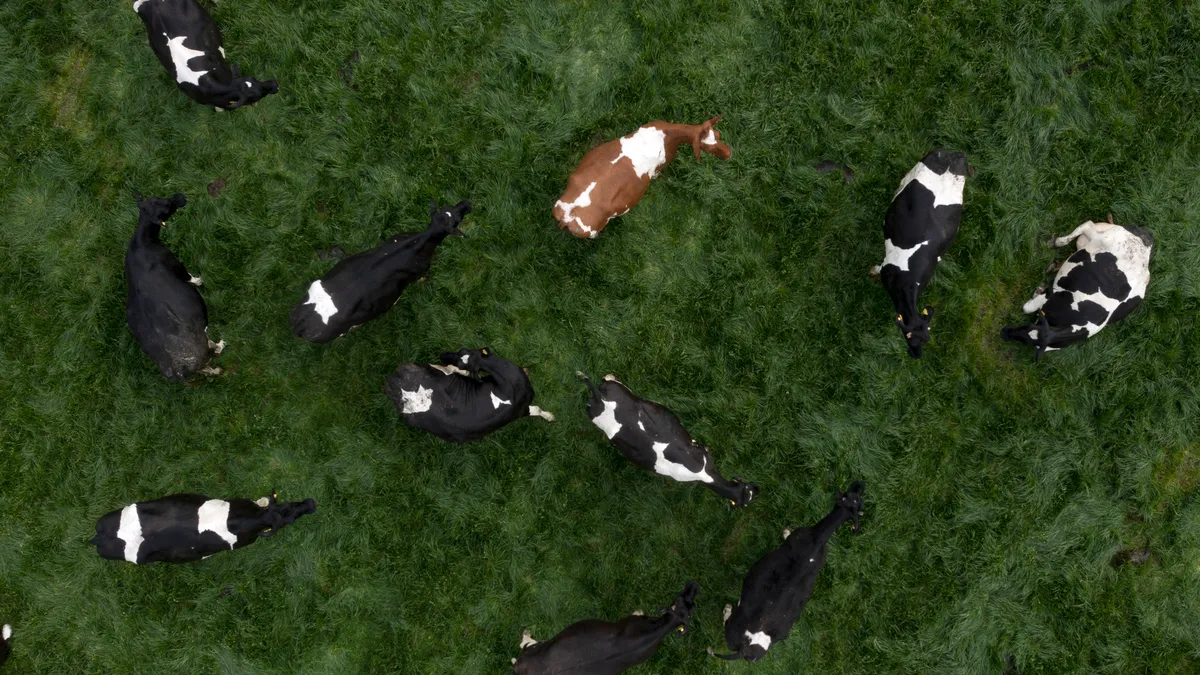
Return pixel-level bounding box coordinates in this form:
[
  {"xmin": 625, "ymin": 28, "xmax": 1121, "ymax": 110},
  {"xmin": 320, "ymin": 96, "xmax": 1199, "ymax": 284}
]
[
  {"xmin": 555, "ymin": 181, "xmax": 598, "ymax": 231},
  {"xmin": 303, "ymin": 280, "xmax": 339, "ymax": 324},
  {"xmin": 197, "ymin": 500, "xmax": 237, "ymax": 549},
  {"xmin": 881, "ymin": 239, "xmax": 928, "ymax": 272},
  {"xmin": 490, "ymin": 392, "xmax": 511, "ymax": 409},
  {"xmin": 592, "ymin": 399, "xmax": 622, "ymax": 439},
  {"xmin": 430, "ymin": 364, "xmax": 471, "ymax": 377},
  {"xmin": 400, "ymin": 385, "xmax": 433, "ymax": 414},
  {"xmin": 651, "ymin": 442, "xmax": 714, "ymax": 483},
  {"xmin": 612, "ymin": 126, "xmax": 668, "ymax": 179},
  {"xmin": 746, "ymin": 631, "xmax": 772, "ymax": 651},
  {"xmin": 163, "ymin": 34, "xmax": 209, "ymax": 86},
  {"xmin": 895, "ymin": 162, "xmax": 965, "ymax": 208},
  {"xmin": 116, "ymin": 504, "xmax": 143, "ymax": 564}
]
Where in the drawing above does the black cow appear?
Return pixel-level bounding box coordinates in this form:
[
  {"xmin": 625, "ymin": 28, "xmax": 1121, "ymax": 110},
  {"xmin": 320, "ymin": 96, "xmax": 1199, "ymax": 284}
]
[
  {"xmin": 1002, "ymin": 219, "xmax": 1153, "ymax": 359},
  {"xmin": 578, "ymin": 373, "xmax": 758, "ymax": 508},
  {"xmin": 712, "ymin": 482, "xmax": 865, "ymax": 662},
  {"xmin": 126, "ymin": 193, "xmax": 225, "ymax": 381},
  {"xmin": 291, "ymin": 200, "xmax": 472, "ymax": 344},
  {"xmin": 871, "ymin": 150, "xmax": 968, "ymax": 358},
  {"xmin": 91, "ymin": 492, "xmax": 316, "ymax": 564},
  {"xmin": 512, "ymin": 581, "xmax": 699, "ymax": 675},
  {"xmin": 0, "ymin": 624, "xmax": 9, "ymax": 668},
  {"xmin": 135, "ymin": 0, "xmax": 278, "ymax": 110},
  {"xmin": 385, "ymin": 348, "xmax": 555, "ymax": 443}
]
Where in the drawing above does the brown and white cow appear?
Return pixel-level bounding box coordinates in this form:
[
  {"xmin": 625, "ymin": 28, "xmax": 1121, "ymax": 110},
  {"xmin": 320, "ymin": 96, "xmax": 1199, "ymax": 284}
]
[{"xmin": 554, "ymin": 117, "xmax": 732, "ymax": 239}]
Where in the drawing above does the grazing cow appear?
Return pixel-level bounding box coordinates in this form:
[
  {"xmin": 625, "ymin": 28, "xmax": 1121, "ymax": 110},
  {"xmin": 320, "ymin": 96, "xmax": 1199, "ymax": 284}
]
[
  {"xmin": 385, "ymin": 348, "xmax": 555, "ymax": 443},
  {"xmin": 512, "ymin": 581, "xmax": 699, "ymax": 675},
  {"xmin": 126, "ymin": 193, "xmax": 225, "ymax": 381},
  {"xmin": 712, "ymin": 482, "xmax": 865, "ymax": 663},
  {"xmin": 291, "ymin": 200, "xmax": 472, "ymax": 344},
  {"xmin": 554, "ymin": 117, "xmax": 732, "ymax": 239},
  {"xmin": 870, "ymin": 150, "xmax": 969, "ymax": 358},
  {"xmin": 578, "ymin": 373, "xmax": 758, "ymax": 508},
  {"xmin": 134, "ymin": 0, "xmax": 278, "ymax": 110},
  {"xmin": 0, "ymin": 624, "xmax": 9, "ymax": 667},
  {"xmin": 1002, "ymin": 218, "xmax": 1153, "ymax": 359},
  {"xmin": 90, "ymin": 492, "xmax": 316, "ymax": 564}
]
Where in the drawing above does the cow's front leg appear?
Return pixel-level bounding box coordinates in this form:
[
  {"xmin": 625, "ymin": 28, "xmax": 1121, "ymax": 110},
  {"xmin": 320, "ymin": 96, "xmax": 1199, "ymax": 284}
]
[
  {"xmin": 528, "ymin": 406, "xmax": 555, "ymax": 421},
  {"xmin": 208, "ymin": 339, "xmax": 226, "ymax": 355},
  {"xmin": 1049, "ymin": 222, "xmax": 1095, "ymax": 249},
  {"xmin": 519, "ymin": 630, "xmax": 537, "ymax": 649},
  {"xmin": 1022, "ymin": 290, "xmax": 1048, "ymax": 314}
]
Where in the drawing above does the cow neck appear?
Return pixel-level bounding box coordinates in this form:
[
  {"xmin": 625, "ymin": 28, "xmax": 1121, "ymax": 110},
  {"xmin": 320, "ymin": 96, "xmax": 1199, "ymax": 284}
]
[
  {"xmin": 475, "ymin": 356, "xmax": 522, "ymax": 390},
  {"xmin": 891, "ymin": 284, "xmax": 921, "ymax": 326},
  {"xmin": 704, "ymin": 472, "xmax": 744, "ymax": 502},
  {"xmin": 387, "ymin": 226, "xmax": 450, "ymax": 255},
  {"xmin": 805, "ymin": 504, "xmax": 853, "ymax": 549},
  {"xmin": 655, "ymin": 123, "xmax": 704, "ymax": 164},
  {"xmin": 133, "ymin": 213, "xmax": 165, "ymax": 245}
]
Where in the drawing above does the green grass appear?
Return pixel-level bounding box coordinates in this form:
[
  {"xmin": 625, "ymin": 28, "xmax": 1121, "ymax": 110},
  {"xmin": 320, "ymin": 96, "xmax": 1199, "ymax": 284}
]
[{"xmin": 2, "ymin": 0, "xmax": 1200, "ymax": 672}]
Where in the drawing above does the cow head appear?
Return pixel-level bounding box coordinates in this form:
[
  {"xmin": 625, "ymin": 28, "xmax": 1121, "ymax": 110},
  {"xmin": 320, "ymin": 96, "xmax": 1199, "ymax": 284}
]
[
  {"xmin": 136, "ymin": 192, "xmax": 187, "ymax": 225},
  {"xmin": 836, "ymin": 481, "xmax": 866, "ymax": 532},
  {"xmin": 727, "ymin": 478, "xmax": 759, "ymax": 509},
  {"xmin": 920, "ymin": 149, "xmax": 969, "ymax": 177},
  {"xmin": 694, "ymin": 115, "xmax": 733, "ymax": 161},
  {"xmin": 221, "ymin": 73, "xmax": 279, "ymax": 110},
  {"xmin": 429, "ymin": 199, "xmax": 473, "ymax": 237},
  {"xmin": 257, "ymin": 492, "xmax": 318, "ymax": 537},
  {"xmin": 896, "ymin": 306, "xmax": 933, "ymax": 358},
  {"xmin": 663, "ymin": 580, "xmax": 700, "ymax": 633}
]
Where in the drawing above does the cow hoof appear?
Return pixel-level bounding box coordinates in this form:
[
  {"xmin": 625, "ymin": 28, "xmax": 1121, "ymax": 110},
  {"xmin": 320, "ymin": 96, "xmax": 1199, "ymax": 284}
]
[
  {"xmin": 519, "ymin": 630, "xmax": 537, "ymax": 649},
  {"xmin": 632, "ymin": 610, "xmax": 645, "ymax": 616},
  {"xmin": 868, "ymin": 265, "xmax": 881, "ymax": 277},
  {"xmin": 209, "ymin": 339, "xmax": 226, "ymax": 355},
  {"xmin": 603, "ymin": 374, "xmax": 617, "ymax": 382},
  {"xmin": 1034, "ymin": 286, "xmax": 1045, "ymax": 295},
  {"xmin": 782, "ymin": 527, "xmax": 792, "ymax": 540},
  {"xmin": 199, "ymin": 366, "xmax": 223, "ymax": 377},
  {"xmin": 188, "ymin": 274, "xmax": 204, "ymax": 287}
]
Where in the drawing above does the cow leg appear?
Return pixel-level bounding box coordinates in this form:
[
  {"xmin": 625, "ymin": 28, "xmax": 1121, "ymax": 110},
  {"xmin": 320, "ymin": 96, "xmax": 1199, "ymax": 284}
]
[
  {"xmin": 723, "ymin": 604, "xmax": 732, "ymax": 625},
  {"xmin": 632, "ymin": 610, "xmax": 645, "ymax": 616},
  {"xmin": 868, "ymin": 264, "xmax": 881, "ymax": 277},
  {"xmin": 188, "ymin": 274, "xmax": 203, "ymax": 287},
  {"xmin": 1022, "ymin": 291, "xmax": 1048, "ymax": 314},
  {"xmin": 208, "ymin": 339, "xmax": 226, "ymax": 355},
  {"xmin": 528, "ymin": 406, "xmax": 556, "ymax": 422},
  {"xmin": 199, "ymin": 366, "xmax": 223, "ymax": 376},
  {"xmin": 782, "ymin": 527, "xmax": 792, "ymax": 540},
  {"xmin": 519, "ymin": 630, "xmax": 537, "ymax": 649},
  {"xmin": 1050, "ymin": 222, "xmax": 1096, "ymax": 249}
]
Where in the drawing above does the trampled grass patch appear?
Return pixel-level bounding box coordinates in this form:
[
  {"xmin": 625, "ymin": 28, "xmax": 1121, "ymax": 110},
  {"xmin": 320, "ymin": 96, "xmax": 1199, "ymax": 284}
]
[{"xmin": 2, "ymin": 1, "xmax": 1200, "ymax": 673}]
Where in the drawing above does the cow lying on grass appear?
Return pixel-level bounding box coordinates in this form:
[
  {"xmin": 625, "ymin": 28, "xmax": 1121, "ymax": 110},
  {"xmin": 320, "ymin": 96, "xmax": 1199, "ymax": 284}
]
[
  {"xmin": 512, "ymin": 581, "xmax": 699, "ymax": 674},
  {"xmin": 126, "ymin": 193, "xmax": 225, "ymax": 381},
  {"xmin": 578, "ymin": 373, "xmax": 758, "ymax": 508},
  {"xmin": 291, "ymin": 200, "xmax": 472, "ymax": 343},
  {"xmin": 135, "ymin": 0, "xmax": 278, "ymax": 110},
  {"xmin": 712, "ymin": 482, "xmax": 865, "ymax": 662},
  {"xmin": 554, "ymin": 117, "xmax": 731, "ymax": 238},
  {"xmin": 871, "ymin": 150, "xmax": 969, "ymax": 358},
  {"xmin": 386, "ymin": 348, "xmax": 555, "ymax": 443},
  {"xmin": 0, "ymin": 624, "xmax": 9, "ymax": 667},
  {"xmin": 91, "ymin": 492, "xmax": 316, "ymax": 564},
  {"xmin": 1002, "ymin": 218, "xmax": 1152, "ymax": 359}
]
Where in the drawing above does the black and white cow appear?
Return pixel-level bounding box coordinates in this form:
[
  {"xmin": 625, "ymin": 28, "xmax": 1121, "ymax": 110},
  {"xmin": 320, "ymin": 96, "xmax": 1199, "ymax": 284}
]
[
  {"xmin": 871, "ymin": 150, "xmax": 968, "ymax": 358},
  {"xmin": 90, "ymin": 492, "xmax": 316, "ymax": 564},
  {"xmin": 712, "ymin": 482, "xmax": 864, "ymax": 663},
  {"xmin": 578, "ymin": 373, "xmax": 758, "ymax": 508},
  {"xmin": 291, "ymin": 200, "xmax": 472, "ymax": 344},
  {"xmin": 512, "ymin": 581, "xmax": 699, "ymax": 675},
  {"xmin": 1002, "ymin": 219, "xmax": 1153, "ymax": 359},
  {"xmin": 385, "ymin": 348, "xmax": 555, "ymax": 443},
  {"xmin": 126, "ymin": 193, "xmax": 225, "ymax": 381},
  {"xmin": 135, "ymin": 0, "xmax": 278, "ymax": 110},
  {"xmin": 0, "ymin": 624, "xmax": 9, "ymax": 668}
]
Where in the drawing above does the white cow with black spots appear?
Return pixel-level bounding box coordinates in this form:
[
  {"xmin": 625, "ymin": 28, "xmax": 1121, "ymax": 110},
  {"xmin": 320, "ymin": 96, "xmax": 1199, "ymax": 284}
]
[
  {"xmin": 90, "ymin": 492, "xmax": 316, "ymax": 564},
  {"xmin": 1002, "ymin": 217, "xmax": 1152, "ymax": 358},
  {"xmin": 578, "ymin": 372, "xmax": 758, "ymax": 508},
  {"xmin": 871, "ymin": 150, "xmax": 969, "ymax": 358}
]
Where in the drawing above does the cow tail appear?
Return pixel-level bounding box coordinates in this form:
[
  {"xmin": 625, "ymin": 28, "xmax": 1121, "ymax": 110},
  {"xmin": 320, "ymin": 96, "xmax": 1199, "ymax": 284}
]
[
  {"xmin": 706, "ymin": 647, "xmax": 744, "ymax": 661},
  {"xmin": 575, "ymin": 371, "xmax": 600, "ymax": 398}
]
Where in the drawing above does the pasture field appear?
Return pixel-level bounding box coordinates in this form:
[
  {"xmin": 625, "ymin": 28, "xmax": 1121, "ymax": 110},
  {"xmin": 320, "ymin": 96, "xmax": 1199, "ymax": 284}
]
[{"xmin": 3, "ymin": 1, "xmax": 1200, "ymax": 673}]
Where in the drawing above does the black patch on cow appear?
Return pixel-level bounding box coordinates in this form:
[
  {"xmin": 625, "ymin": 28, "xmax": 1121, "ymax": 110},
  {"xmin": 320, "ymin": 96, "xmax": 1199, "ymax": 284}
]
[{"xmin": 1057, "ymin": 251, "xmax": 1132, "ymax": 301}]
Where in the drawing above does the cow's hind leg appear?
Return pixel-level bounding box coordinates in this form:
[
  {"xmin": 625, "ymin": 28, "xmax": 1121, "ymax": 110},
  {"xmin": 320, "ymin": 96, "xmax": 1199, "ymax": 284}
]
[
  {"xmin": 528, "ymin": 406, "xmax": 555, "ymax": 422},
  {"xmin": 1022, "ymin": 291, "xmax": 1048, "ymax": 314},
  {"xmin": 723, "ymin": 604, "xmax": 732, "ymax": 625},
  {"xmin": 519, "ymin": 630, "xmax": 537, "ymax": 649}
]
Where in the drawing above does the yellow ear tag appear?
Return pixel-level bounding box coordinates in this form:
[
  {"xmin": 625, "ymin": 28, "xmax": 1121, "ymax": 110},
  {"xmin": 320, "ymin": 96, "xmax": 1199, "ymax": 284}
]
[
  {"xmin": 677, "ymin": 626, "xmax": 685, "ymax": 633},
  {"xmin": 922, "ymin": 308, "xmax": 929, "ymax": 316},
  {"xmin": 481, "ymin": 349, "xmax": 489, "ymax": 356},
  {"xmin": 896, "ymin": 314, "xmax": 903, "ymax": 321}
]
